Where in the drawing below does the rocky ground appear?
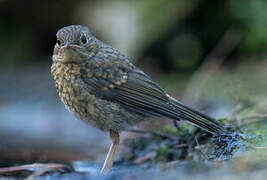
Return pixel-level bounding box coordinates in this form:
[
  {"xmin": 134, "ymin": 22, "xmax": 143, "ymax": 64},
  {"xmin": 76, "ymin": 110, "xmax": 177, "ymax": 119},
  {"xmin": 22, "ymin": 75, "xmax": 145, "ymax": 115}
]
[{"xmin": 0, "ymin": 61, "xmax": 266, "ymax": 180}]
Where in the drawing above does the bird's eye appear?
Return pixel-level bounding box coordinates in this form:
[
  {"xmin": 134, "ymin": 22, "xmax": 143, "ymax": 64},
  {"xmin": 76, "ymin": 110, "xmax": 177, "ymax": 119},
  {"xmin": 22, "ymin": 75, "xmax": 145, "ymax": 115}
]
[
  {"xmin": 81, "ymin": 35, "xmax": 87, "ymax": 44},
  {"xmin": 57, "ymin": 40, "xmax": 61, "ymax": 46}
]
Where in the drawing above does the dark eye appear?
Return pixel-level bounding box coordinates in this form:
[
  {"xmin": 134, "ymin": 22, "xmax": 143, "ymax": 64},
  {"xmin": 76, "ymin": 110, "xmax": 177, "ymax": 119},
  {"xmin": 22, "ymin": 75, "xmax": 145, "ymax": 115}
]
[
  {"xmin": 56, "ymin": 40, "xmax": 61, "ymax": 46},
  {"xmin": 81, "ymin": 35, "xmax": 87, "ymax": 44}
]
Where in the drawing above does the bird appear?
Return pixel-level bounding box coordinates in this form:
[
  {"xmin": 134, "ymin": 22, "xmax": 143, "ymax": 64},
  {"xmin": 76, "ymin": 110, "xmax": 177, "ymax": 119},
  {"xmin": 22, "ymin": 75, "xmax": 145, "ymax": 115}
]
[{"xmin": 51, "ymin": 25, "xmax": 225, "ymax": 173}]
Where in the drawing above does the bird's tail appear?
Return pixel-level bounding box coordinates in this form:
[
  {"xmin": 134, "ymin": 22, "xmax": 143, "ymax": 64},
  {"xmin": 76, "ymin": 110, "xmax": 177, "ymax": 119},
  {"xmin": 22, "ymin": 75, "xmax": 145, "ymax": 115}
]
[{"xmin": 170, "ymin": 98, "xmax": 225, "ymax": 135}]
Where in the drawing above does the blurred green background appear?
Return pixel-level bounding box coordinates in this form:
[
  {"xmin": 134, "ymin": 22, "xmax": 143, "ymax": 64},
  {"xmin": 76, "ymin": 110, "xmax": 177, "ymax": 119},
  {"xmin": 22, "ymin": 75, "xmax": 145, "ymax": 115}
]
[
  {"xmin": 0, "ymin": 0, "xmax": 267, "ymax": 171},
  {"xmin": 1, "ymin": 0, "xmax": 267, "ymax": 68}
]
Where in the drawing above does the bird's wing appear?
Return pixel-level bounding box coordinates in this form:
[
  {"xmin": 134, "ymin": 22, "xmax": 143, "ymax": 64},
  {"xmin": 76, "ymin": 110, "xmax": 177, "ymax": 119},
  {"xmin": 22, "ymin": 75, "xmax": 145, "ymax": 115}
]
[
  {"xmin": 81, "ymin": 46, "xmax": 225, "ymax": 135},
  {"xmin": 81, "ymin": 53, "xmax": 175, "ymax": 118}
]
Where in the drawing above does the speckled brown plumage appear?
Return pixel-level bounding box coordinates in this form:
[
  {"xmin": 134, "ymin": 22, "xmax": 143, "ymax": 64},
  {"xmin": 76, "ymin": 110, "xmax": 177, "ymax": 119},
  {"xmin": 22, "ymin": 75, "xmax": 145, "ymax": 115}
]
[
  {"xmin": 51, "ymin": 25, "xmax": 225, "ymax": 173},
  {"xmin": 51, "ymin": 61, "xmax": 144, "ymax": 132}
]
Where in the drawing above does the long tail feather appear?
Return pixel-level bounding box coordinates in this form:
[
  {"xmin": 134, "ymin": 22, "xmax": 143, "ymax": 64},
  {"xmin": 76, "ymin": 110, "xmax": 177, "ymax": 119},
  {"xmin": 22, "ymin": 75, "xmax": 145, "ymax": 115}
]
[{"xmin": 170, "ymin": 98, "xmax": 225, "ymax": 135}]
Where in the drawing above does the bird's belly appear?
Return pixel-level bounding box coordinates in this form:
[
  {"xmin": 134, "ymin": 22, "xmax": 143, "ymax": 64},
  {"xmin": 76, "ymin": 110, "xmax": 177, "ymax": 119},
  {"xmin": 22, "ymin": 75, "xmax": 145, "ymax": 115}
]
[{"xmin": 56, "ymin": 79, "xmax": 145, "ymax": 132}]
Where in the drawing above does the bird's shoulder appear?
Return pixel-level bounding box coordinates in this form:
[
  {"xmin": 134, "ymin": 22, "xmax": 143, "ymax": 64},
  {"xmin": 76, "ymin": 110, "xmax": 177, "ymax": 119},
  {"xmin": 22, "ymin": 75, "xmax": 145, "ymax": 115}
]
[
  {"xmin": 80, "ymin": 43, "xmax": 135, "ymax": 99},
  {"xmin": 81, "ymin": 43, "xmax": 135, "ymax": 84},
  {"xmin": 80, "ymin": 43, "xmax": 168, "ymax": 103}
]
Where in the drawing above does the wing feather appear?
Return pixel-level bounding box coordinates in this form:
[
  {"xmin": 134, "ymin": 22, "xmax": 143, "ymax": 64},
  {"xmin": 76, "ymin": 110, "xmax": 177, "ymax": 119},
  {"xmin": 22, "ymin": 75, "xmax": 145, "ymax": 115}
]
[{"xmin": 81, "ymin": 46, "xmax": 225, "ymax": 135}]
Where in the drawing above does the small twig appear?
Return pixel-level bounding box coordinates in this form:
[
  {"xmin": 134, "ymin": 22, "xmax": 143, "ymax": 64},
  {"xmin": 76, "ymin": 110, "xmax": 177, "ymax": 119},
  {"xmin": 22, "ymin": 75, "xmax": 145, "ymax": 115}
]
[
  {"xmin": 194, "ymin": 136, "xmax": 200, "ymax": 146},
  {"xmin": 173, "ymin": 144, "xmax": 188, "ymax": 149},
  {"xmin": 0, "ymin": 163, "xmax": 65, "ymax": 179},
  {"xmin": 194, "ymin": 136, "xmax": 208, "ymax": 160},
  {"xmin": 0, "ymin": 163, "xmax": 65, "ymax": 173},
  {"xmin": 133, "ymin": 151, "xmax": 156, "ymax": 165}
]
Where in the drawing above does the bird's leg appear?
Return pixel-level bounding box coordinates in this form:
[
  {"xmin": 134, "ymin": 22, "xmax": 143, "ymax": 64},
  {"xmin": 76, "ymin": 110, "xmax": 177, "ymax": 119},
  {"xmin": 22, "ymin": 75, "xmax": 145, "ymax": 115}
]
[
  {"xmin": 107, "ymin": 130, "xmax": 120, "ymax": 170},
  {"xmin": 100, "ymin": 130, "xmax": 120, "ymax": 174}
]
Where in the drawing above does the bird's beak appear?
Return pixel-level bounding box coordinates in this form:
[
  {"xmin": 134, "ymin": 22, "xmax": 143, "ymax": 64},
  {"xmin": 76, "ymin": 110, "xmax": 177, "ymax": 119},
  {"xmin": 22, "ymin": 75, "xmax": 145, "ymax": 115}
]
[
  {"xmin": 55, "ymin": 41, "xmax": 79, "ymax": 63},
  {"xmin": 64, "ymin": 41, "xmax": 70, "ymax": 48},
  {"xmin": 60, "ymin": 41, "xmax": 71, "ymax": 50}
]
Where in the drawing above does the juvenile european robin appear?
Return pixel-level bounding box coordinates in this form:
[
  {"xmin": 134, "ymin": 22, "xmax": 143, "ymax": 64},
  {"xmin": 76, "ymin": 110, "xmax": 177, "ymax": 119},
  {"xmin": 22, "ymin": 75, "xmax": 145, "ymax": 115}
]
[{"xmin": 51, "ymin": 25, "xmax": 225, "ymax": 173}]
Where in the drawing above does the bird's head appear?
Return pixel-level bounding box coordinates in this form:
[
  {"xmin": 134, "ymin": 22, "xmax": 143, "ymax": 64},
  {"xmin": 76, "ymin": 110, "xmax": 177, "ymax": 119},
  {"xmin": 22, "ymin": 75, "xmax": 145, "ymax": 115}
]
[{"xmin": 53, "ymin": 25, "xmax": 98, "ymax": 64}]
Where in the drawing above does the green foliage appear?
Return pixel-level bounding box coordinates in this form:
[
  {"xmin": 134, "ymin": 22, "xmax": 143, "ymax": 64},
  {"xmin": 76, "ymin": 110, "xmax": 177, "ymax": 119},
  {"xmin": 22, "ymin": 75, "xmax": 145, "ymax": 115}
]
[
  {"xmin": 163, "ymin": 125, "xmax": 179, "ymax": 135},
  {"xmin": 229, "ymin": 0, "xmax": 267, "ymax": 53},
  {"xmin": 182, "ymin": 123, "xmax": 189, "ymax": 132},
  {"xmin": 217, "ymin": 118, "xmax": 227, "ymax": 125},
  {"xmin": 136, "ymin": 0, "xmax": 198, "ymax": 46},
  {"xmin": 155, "ymin": 144, "xmax": 169, "ymax": 162}
]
